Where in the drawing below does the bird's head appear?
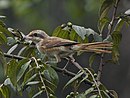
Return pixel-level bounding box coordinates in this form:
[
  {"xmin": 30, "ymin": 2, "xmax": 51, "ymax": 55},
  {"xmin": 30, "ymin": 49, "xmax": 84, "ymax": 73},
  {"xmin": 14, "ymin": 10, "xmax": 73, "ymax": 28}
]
[{"xmin": 24, "ymin": 30, "xmax": 49, "ymax": 44}]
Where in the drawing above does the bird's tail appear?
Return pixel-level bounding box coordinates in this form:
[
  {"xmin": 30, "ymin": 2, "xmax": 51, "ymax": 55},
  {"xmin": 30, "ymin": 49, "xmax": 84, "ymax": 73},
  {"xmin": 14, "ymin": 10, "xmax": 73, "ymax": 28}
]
[{"xmin": 72, "ymin": 42, "xmax": 112, "ymax": 53}]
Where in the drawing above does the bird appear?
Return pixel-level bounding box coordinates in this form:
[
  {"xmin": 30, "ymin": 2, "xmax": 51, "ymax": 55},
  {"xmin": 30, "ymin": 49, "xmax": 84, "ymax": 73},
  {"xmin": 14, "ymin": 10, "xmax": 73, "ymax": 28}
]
[{"xmin": 24, "ymin": 30, "xmax": 112, "ymax": 63}]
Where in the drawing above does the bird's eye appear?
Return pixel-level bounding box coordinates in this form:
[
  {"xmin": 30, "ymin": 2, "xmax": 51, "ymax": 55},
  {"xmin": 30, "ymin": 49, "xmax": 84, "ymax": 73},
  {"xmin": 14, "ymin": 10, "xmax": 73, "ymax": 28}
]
[{"xmin": 33, "ymin": 33, "xmax": 37, "ymax": 37}]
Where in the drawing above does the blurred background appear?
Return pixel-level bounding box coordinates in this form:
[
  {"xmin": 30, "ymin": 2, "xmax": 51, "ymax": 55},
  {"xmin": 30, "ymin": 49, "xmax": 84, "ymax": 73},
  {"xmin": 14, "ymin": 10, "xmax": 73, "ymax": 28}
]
[{"xmin": 0, "ymin": 0, "xmax": 130, "ymax": 98}]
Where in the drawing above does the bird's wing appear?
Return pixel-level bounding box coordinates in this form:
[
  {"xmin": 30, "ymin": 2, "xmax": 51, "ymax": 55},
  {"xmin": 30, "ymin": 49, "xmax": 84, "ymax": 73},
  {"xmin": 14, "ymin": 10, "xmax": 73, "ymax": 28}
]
[{"xmin": 41, "ymin": 37, "xmax": 78, "ymax": 48}]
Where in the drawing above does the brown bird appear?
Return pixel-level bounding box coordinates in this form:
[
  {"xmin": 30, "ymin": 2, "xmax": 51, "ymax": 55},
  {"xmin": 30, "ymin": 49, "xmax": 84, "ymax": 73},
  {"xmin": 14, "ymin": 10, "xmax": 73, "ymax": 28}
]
[{"xmin": 24, "ymin": 30, "xmax": 112, "ymax": 63}]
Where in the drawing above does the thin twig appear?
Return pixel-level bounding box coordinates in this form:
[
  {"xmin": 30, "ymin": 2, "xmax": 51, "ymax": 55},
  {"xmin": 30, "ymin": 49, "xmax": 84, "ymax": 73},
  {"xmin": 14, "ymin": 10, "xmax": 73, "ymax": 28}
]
[
  {"xmin": 96, "ymin": 53, "xmax": 104, "ymax": 81},
  {"xmin": 69, "ymin": 56, "xmax": 102, "ymax": 98},
  {"xmin": 3, "ymin": 53, "xmax": 25, "ymax": 60},
  {"xmin": 97, "ymin": 0, "xmax": 120, "ymax": 82},
  {"xmin": 107, "ymin": 0, "xmax": 120, "ymax": 35},
  {"xmin": 32, "ymin": 57, "xmax": 49, "ymax": 98},
  {"xmin": 3, "ymin": 53, "xmax": 92, "ymax": 86}
]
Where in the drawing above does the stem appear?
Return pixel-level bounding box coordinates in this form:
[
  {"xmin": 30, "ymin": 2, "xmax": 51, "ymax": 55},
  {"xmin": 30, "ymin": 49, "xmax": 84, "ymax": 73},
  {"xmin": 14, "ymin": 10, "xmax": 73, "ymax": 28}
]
[
  {"xmin": 107, "ymin": 0, "xmax": 120, "ymax": 35},
  {"xmin": 96, "ymin": 53, "xmax": 104, "ymax": 81},
  {"xmin": 3, "ymin": 53, "xmax": 92, "ymax": 86},
  {"xmin": 97, "ymin": 0, "xmax": 120, "ymax": 82},
  {"xmin": 32, "ymin": 57, "xmax": 49, "ymax": 98},
  {"xmin": 69, "ymin": 56, "xmax": 102, "ymax": 98},
  {"xmin": 3, "ymin": 53, "xmax": 25, "ymax": 60}
]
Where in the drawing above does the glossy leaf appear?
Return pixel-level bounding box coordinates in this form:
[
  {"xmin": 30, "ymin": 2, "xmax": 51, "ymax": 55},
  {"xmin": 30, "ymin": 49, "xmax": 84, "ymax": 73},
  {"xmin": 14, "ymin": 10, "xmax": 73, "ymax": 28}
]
[
  {"xmin": 32, "ymin": 90, "xmax": 43, "ymax": 98},
  {"xmin": 111, "ymin": 32, "xmax": 122, "ymax": 61},
  {"xmin": 0, "ymin": 20, "xmax": 12, "ymax": 36},
  {"xmin": 125, "ymin": 9, "xmax": 130, "ymax": 15},
  {"xmin": 20, "ymin": 46, "xmax": 35, "ymax": 57},
  {"xmin": 0, "ymin": 15, "xmax": 6, "ymax": 19},
  {"xmin": 103, "ymin": 35, "xmax": 112, "ymax": 42},
  {"xmin": 84, "ymin": 87, "xmax": 94, "ymax": 95},
  {"xmin": 75, "ymin": 93, "xmax": 86, "ymax": 98},
  {"xmin": 64, "ymin": 71, "xmax": 84, "ymax": 89},
  {"xmin": 72, "ymin": 25, "xmax": 102, "ymax": 41},
  {"xmin": 100, "ymin": 0, "xmax": 114, "ymax": 19},
  {"xmin": 0, "ymin": 84, "xmax": 10, "ymax": 98},
  {"xmin": 114, "ymin": 18, "xmax": 124, "ymax": 32},
  {"xmin": 23, "ymin": 67, "xmax": 37, "ymax": 85},
  {"xmin": 26, "ymin": 81, "xmax": 40, "ymax": 86},
  {"xmin": 17, "ymin": 60, "xmax": 31, "ymax": 82},
  {"xmin": 72, "ymin": 25, "xmax": 87, "ymax": 40},
  {"xmin": 0, "ymin": 32, "xmax": 7, "ymax": 44},
  {"xmin": 89, "ymin": 95, "xmax": 98, "ymax": 98},
  {"xmin": 89, "ymin": 54, "xmax": 96, "ymax": 67},
  {"xmin": 7, "ymin": 44, "xmax": 18, "ymax": 54},
  {"xmin": 7, "ymin": 59, "xmax": 18, "ymax": 87},
  {"xmin": 7, "ymin": 37, "xmax": 17, "ymax": 46},
  {"xmin": 98, "ymin": 17, "xmax": 109, "ymax": 33},
  {"xmin": 110, "ymin": 90, "xmax": 118, "ymax": 98},
  {"xmin": 44, "ymin": 66, "xmax": 59, "ymax": 86},
  {"xmin": 52, "ymin": 26, "xmax": 62, "ymax": 37}
]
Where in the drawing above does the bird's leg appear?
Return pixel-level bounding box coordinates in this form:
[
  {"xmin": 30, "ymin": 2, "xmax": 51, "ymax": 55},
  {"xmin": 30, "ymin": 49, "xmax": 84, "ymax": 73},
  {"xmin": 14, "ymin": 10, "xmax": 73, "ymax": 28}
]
[
  {"xmin": 54, "ymin": 54, "xmax": 61, "ymax": 63},
  {"xmin": 45, "ymin": 55, "xmax": 61, "ymax": 64},
  {"xmin": 69, "ymin": 55, "xmax": 84, "ymax": 71},
  {"xmin": 62, "ymin": 57, "xmax": 70, "ymax": 70}
]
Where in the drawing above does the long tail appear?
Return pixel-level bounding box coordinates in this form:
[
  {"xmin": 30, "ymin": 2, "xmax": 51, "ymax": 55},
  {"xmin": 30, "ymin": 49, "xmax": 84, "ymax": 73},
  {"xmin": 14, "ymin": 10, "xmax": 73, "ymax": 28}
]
[{"xmin": 72, "ymin": 42, "xmax": 112, "ymax": 53}]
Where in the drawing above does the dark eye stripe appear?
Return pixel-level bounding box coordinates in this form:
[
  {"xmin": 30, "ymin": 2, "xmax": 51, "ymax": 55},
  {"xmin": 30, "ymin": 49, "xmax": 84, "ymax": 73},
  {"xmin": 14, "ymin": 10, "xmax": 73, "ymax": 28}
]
[{"xmin": 35, "ymin": 33, "xmax": 45, "ymax": 38}]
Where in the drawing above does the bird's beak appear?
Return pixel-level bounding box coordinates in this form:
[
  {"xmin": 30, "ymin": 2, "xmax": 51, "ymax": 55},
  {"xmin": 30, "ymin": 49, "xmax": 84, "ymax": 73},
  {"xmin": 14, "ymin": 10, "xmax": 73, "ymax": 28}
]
[
  {"xmin": 23, "ymin": 35, "xmax": 32, "ymax": 40},
  {"xmin": 23, "ymin": 35, "xmax": 33, "ymax": 43}
]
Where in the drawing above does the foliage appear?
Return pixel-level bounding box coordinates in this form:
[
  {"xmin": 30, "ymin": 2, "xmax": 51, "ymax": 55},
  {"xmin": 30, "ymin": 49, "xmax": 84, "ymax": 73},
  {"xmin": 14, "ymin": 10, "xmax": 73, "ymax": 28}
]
[{"xmin": 0, "ymin": 0, "xmax": 130, "ymax": 98}]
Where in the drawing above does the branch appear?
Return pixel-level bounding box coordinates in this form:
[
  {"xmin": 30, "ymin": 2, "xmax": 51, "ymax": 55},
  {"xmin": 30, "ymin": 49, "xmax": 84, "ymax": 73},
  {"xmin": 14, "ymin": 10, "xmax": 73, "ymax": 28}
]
[
  {"xmin": 3, "ymin": 52, "xmax": 92, "ymax": 86},
  {"xmin": 3, "ymin": 53, "xmax": 25, "ymax": 60},
  {"xmin": 96, "ymin": 54, "xmax": 104, "ymax": 81},
  {"xmin": 107, "ymin": 0, "xmax": 120, "ymax": 35},
  {"xmin": 69, "ymin": 56, "xmax": 102, "ymax": 98},
  {"xmin": 97, "ymin": 0, "xmax": 120, "ymax": 82}
]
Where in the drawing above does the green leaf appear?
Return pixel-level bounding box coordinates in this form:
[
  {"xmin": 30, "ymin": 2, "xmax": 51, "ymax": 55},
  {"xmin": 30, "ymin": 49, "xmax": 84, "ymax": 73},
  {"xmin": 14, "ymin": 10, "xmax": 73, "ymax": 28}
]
[
  {"xmin": 125, "ymin": 9, "xmax": 130, "ymax": 15},
  {"xmin": 111, "ymin": 31, "xmax": 122, "ymax": 63},
  {"xmin": 23, "ymin": 67, "xmax": 37, "ymax": 85},
  {"xmin": 24, "ymin": 73, "xmax": 37, "ymax": 87},
  {"xmin": 100, "ymin": 0, "xmax": 114, "ymax": 19},
  {"xmin": 44, "ymin": 66, "xmax": 59, "ymax": 86},
  {"xmin": 98, "ymin": 17, "xmax": 109, "ymax": 33},
  {"xmin": 0, "ymin": 32, "xmax": 7, "ymax": 44},
  {"xmin": 69, "ymin": 29, "xmax": 77, "ymax": 41},
  {"xmin": 75, "ymin": 93, "xmax": 86, "ymax": 98},
  {"xmin": 64, "ymin": 71, "xmax": 84, "ymax": 89},
  {"xmin": 7, "ymin": 59, "xmax": 18, "ymax": 87},
  {"xmin": 114, "ymin": 18, "xmax": 125, "ymax": 32},
  {"xmin": 93, "ymin": 33, "xmax": 102, "ymax": 42},
  {"xmin": 103, "ymin": 35, "xmax": 112, "ymax": 42},
  {"xmin": 52, "ymin": 26, "xmax": 62, "ymax": 37},
  {"xmin": 89, "ymin": 95, "xmax": 98, "ymax": 98},
  {"xmin": 48, "ymin": 67, "xmax": 59, "ymax": 85},
  {"xmin": 0, "ymin": 15, "xmax": 6, "ymax": 19},
  {"xmin": 89, "ymin": 54, "xmax": 96, "ymax": 67},
  {"xmin": 112, "ymin": 15, "xmax": 130, "ymax": 54},
  {"xmin": 52, "ymin": 26, "xmax": 70, "ymax": 39},
  {"xmin": 72, "ymin": 25, "xmax": 102, "ymax": 41},
  {"xmin": 72, "ymin": 25, "xmax": 87, "ymax": 40},
  {"xmin": 26, "ymin": 81, "xmax": 40, "ymax": 86},
  {"xmin": 84, "ymin": 87, "xmax": 94, "ymax": 95},
  {"xmin": 0, "ymin": 84, "xmax": 10, "ymax": 98},
  {"xmin": 0, "ymin": 20, "xmax": 12, "ymax": 36},
  {"xmin": 7, "ymin": 37, "xmax": 17, "ymax": 46},
  {"xmin": 17, "ymin": 60, "xmax": 31, "ymax": 82},
  {"xmin": 20, "ymin": 46, "xmax": 35, "ymax": 57},
  {"xmin": 110, "ymin": 90, "xmax": 118, "ymax": 98},
  {"xmin": 32, "ymin": 90, "xmax": 43, "ymax": 98},
  {"xmin": 7, "ymin": 44, "xmax": 18, "ymax": 54}
]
